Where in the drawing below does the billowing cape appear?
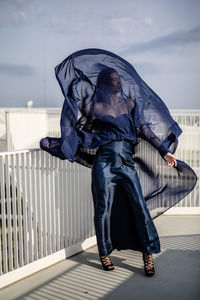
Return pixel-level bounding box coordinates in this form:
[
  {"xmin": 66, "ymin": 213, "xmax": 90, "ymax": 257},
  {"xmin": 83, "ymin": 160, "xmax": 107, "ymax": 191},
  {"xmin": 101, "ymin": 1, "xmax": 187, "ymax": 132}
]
[{"xmin": 40, "ymin": 48, "xmax": 197, "ymax": 219}]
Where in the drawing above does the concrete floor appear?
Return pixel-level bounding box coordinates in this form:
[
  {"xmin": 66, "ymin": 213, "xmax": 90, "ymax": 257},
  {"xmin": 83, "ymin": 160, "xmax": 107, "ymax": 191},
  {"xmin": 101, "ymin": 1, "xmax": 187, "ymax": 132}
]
[{"xmin": 0, "ymin": 215, "xmax": 200, "ymax": 300}]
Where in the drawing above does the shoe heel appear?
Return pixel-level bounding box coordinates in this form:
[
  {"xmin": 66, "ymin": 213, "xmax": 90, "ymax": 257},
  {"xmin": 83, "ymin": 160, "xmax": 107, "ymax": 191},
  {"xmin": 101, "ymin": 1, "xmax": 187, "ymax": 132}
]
[
  {"xmin": 143, "ymin": 253, "xmax": 155, "ymax": 277},
  {"xmin": 99, "ymin": 255, "xmax": 115, "ymax": 271}
]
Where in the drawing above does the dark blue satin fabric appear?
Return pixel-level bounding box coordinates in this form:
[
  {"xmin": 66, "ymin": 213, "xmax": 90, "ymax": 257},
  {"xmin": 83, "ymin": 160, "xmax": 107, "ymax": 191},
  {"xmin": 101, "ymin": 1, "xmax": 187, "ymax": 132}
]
[{"xmin": 92, "ymin": 140, "xmax": 160, "ymax": 255}]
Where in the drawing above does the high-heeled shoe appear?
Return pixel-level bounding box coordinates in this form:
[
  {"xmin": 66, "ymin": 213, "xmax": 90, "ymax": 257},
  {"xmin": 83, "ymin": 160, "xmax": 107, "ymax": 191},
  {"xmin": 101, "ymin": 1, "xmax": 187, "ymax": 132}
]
[
  {"xmin": 142, "ymin": 253, "xmax": 155, "ymax": 276},
  {"xmin": 99, "ymin": 255, "xmax": 115, "ymax": 271}
]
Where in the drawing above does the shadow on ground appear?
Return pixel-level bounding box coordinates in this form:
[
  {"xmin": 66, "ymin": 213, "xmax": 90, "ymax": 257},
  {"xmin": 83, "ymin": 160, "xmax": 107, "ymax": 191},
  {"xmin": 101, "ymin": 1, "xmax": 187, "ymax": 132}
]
[{"xmin": 1, "ymin": 233, "xmax": 198, "ymax": 300}]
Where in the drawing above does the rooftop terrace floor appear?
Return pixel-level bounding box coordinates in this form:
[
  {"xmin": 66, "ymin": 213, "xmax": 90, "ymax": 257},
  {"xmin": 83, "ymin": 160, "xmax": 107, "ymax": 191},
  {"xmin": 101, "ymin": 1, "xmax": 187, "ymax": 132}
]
[{"xmin": 1, "ymin": 215, "xmax": 200, "ymax": 300}]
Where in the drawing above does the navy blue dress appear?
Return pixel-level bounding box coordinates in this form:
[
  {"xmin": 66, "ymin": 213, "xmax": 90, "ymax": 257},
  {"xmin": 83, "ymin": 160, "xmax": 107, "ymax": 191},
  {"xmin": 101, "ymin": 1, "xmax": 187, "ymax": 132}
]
[
  {"xmin": 91, "ymin": 112, "xmax": 161, "ymax": 255},
  {"xmin": 39, "ymin": 48, "xmax": 197, "ymax": 256}
]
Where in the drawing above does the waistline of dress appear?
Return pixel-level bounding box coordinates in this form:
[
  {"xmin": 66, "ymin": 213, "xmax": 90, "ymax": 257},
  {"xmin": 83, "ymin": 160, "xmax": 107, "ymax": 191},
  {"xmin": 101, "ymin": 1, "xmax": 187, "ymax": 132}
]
[{"xmin": 97, "ymin": 139, "xmax": 136, "ymax": 154}]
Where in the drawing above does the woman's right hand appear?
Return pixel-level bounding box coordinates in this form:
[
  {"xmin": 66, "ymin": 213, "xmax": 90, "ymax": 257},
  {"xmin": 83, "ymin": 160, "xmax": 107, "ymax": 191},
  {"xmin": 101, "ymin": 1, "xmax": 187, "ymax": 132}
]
[{"xmin": 164, "ymin": 152, "xmax": 177, "ymax": 167}]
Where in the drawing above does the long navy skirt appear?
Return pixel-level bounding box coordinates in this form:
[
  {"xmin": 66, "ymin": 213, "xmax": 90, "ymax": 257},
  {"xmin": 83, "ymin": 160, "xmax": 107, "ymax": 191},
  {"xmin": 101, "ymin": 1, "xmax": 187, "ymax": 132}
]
[{"xmin": 91, "ymin": 140, "xmax": 161, "ymax": 256}]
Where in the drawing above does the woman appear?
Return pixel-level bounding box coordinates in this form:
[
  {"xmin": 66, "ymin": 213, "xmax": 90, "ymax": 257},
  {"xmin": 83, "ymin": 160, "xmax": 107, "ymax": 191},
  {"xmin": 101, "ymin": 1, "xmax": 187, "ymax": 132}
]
[
  {"xmin": 40, "ymin": 48, "xmax": 197, "ymax": 277},
  {"xmin": 84, "ymin": 67, "xmax": 176, "ymax": 275}
]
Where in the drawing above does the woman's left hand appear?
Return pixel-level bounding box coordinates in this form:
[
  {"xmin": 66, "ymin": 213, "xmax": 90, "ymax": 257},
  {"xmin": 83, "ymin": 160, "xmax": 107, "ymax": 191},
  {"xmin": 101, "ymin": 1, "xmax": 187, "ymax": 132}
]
[{"xmin": 164, "ymin": 152, "xmax": 177, "ymax": 167}]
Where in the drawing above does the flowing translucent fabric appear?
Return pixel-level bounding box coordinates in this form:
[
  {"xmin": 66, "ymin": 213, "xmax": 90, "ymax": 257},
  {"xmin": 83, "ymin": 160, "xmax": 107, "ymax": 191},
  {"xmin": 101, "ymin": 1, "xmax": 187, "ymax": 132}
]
[{"xmin": 40, "ymin": 48, "xmax": 197, "ymax": 219}]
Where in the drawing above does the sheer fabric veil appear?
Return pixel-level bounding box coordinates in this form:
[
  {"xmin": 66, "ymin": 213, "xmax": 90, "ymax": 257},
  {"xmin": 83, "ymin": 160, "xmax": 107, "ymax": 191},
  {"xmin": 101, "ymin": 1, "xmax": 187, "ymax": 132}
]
[{"xmin": 40, "ymin": 48, "xmax": 197, "ymax": 219}]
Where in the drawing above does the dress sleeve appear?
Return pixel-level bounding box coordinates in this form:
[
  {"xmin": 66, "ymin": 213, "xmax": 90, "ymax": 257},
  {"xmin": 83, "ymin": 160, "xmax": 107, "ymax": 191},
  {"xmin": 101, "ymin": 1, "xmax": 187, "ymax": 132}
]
[{"xmin": 133, "ymin": 101, "xmax": 169, "ymax": 157}]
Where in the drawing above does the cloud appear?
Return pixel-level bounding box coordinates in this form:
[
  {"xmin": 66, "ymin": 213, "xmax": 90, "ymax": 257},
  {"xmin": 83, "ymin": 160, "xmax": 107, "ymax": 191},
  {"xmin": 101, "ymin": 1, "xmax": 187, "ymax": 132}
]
[
  {"xmin": 144, "ymin": 17, "xmax": 153, "ymax": 25},
  {"xmin": 0, "ymin": 1, "xmax": 85, "ymax": 34},
  {"xmin": 0, "ymin": 0, "xmax": 30, "ymax": 26},
  {"xmin": 121, "ymin": 25, "xmax": 200, "ymax": 54},
  {"xmin": 109, "ymin": 17, "xmax": 131, "ymax": 34},
  {"xmin": 0, "ymin": 63, "xmax": 35, "ymax": 76},
  {"xmin": 15, "ymin": 0, "xmax": 28, "ymax": 8}
]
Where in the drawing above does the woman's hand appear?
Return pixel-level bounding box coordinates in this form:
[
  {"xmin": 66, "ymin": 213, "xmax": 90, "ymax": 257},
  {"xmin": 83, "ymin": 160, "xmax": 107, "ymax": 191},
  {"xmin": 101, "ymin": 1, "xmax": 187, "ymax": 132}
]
[{"xmin": 164, "ymin": 152, "xmax": 177, "ymax": 167}]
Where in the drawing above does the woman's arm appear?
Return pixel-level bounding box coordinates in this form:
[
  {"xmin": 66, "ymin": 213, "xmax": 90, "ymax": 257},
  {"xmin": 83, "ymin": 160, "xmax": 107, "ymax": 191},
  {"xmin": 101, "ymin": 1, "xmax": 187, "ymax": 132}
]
[
  {"xmin": 82, "ymin": 113, "xmax": 95, "ymax": 131},
  {"xmin": 133, "ymin": 100, "xmax": 177, "ymax": 167}
]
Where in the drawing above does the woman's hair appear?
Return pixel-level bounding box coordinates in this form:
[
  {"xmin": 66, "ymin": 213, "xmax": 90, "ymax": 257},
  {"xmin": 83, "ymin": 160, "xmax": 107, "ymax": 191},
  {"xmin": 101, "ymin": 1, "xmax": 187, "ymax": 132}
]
[
  {"xmin": 96, "ymin": 67, "xmax": 117, "ymax": 89},
  {"xmin": 94, "ymin": 67, "xmax": 120, "ymax": 103}
]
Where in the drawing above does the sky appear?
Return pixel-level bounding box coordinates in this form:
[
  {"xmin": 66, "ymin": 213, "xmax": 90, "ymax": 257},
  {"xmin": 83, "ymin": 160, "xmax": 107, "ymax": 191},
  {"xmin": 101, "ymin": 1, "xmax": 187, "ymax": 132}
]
[{"xmin": 0, "ymin": 0, "xmax": 200, "ymax": 109}]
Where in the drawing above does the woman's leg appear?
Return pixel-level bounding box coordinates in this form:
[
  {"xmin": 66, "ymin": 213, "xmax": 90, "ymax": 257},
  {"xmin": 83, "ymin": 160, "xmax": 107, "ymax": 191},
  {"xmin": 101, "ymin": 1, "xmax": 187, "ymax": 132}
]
[
  {"xmin": 120, "ymin": 164, "xmax": 161, "ymax": 254},
  {"xmin": 123, "ymin": 165, "xmax": 158, "ymax": 276},
  {"xmin": 124, "ymin": 167, "xmax": 160, "ymax": 254},
  {"xmin": 91, "ymin": 164, "xmax": 115, "ymax": 257},
  {"xmin": 91, "ymin": 158, "xmax": 116, "ymax": 270}
]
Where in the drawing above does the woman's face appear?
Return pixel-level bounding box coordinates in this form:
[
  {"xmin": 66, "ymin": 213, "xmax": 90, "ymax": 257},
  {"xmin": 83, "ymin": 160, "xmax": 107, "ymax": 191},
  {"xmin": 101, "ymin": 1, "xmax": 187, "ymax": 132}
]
[{"xmin": 110, "ymin": 72, "xmax": 121, "ymax": 93}]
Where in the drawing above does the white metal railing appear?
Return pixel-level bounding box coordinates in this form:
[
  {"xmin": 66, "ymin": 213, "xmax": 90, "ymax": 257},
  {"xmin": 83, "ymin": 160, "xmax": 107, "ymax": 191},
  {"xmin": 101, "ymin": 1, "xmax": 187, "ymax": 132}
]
[
  {"xmin": 0, "ymin": 149, "xmax": 95, "ymax": 284},
  {"xmin": 0, "ymin": 140, "xmax": 199, "ymax": 277},
  {"xmin": 175, "ymin": 130, "xmax": 200, "ymax": 208},
  {"xmin": 170, "ymin": 110, "xmax": 200, "ymax": 208},
  {"xmin": 0, "ymin": 109, "xmax": 199, "ymax": 287},
  {"xmin": 171, "ymin": 109, "xmax": 200, "ymax": 127}
]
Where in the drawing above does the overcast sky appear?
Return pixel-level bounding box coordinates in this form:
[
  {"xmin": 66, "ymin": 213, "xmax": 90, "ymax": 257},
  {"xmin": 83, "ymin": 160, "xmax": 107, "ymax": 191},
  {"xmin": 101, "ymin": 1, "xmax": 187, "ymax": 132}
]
[{"xmin": 0, "ymin": 0, "xmax": 200, "ymax": 108}]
